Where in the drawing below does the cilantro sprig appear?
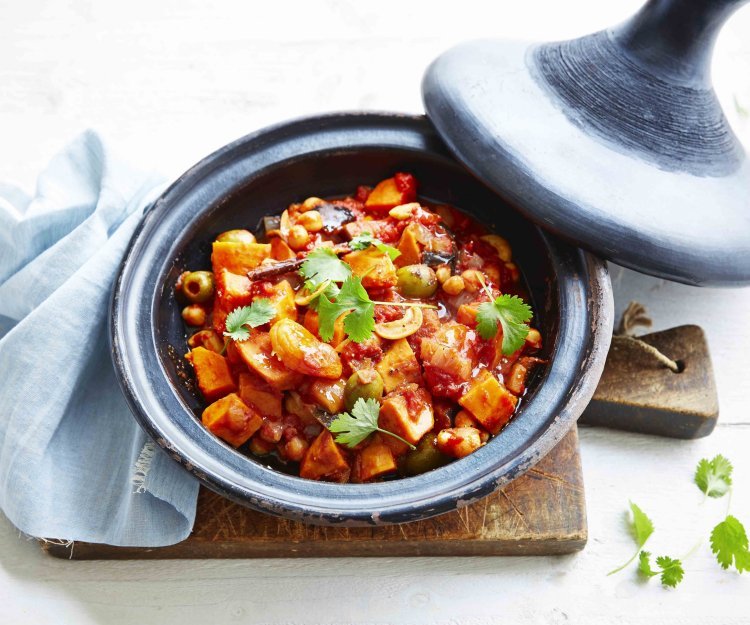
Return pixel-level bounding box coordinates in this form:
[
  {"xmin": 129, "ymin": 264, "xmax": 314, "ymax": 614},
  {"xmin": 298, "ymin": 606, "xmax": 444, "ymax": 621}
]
[
  {"xmin": 607, "ymin": 501, "xmax": 654, "ymax": 576},
  {"xmin": 328, "ymin": 397, "xmax": 416, "ymax": 450},
  {"xmin": 475, "ymin": 294, "xmax": 533, "ymax": 354},
  {"xmin": 223, "ymin": 299, "xmax": 277, "ymax": 342},
  {"xmin": 349, "ymin": 232, "xmax": 401, "ymax": 261},
  {"xmin": 317, "ymin": 276, "xmax": 375, "ymax": 343},
  {"xmin": 695, "ymin": 454, "xmax": 733, "ymax": 499},
  {"xmin": 609, "ymin": 454, "xmax": 749, "ymax": 589},
  {"xmin": 638, "ymin": 552, "xmax": 685, "ymax": 588}
]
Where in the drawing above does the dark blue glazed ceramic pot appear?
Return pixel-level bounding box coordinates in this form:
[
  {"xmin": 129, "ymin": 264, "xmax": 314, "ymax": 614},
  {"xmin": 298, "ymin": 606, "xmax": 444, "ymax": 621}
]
[{"xmin": 110, "ymin": 113, "xmax": 613, "ymax": 525}]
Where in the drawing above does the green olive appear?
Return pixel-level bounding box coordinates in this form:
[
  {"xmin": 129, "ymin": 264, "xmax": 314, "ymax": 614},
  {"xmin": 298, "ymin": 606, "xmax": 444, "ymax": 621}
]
[
  {"xmin": 216, "ymin": 229, "xmax": 256, "ymax": 244},
  {"xmin": 182, "ymin": 271, "xmax": 215, "ymax": 303},
  {"xmin": 403, "ymin": 433, "xmax": 451, "ymax": 476},
  {"xmin": 396, "ymin": 264, "xmax": 438, "ymax": 298},
  {"xmin": 344, "ymin": 369, "xmax": 384, "ymax": 412}
]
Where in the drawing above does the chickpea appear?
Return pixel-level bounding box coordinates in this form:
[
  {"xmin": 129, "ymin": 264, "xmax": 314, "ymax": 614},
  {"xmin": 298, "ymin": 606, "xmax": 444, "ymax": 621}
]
[
  {"xmin": 526, "ymin": 328, "xmax": 542, "ymax": 350},
  {"xmin": 461, "ymin": 269, "xmax": 485, "ymax": 293},
  {"xmin": 442, "ymin": 275, "xmax": 465, "ymax": 295},
  {"xmin": 216, "ymin": 229, "xmax": 256, "ymax": 244},
  {"xmin": 454, "ymin": 410, "xmax": 479, "ymax": 429},
  {"xmin": 435, "ymin": 265, "xmax": 452, "ymax": 284},
  {"xmin": 283, "ymin": 436, "xmax": 309, "ymax": 462},
  {"xmin": 287, "ymin": 224, "xmax": 311, "ymax": 250},
  {"xmin": 302, "ymin": 196, "xmax": 324, "ymax": 212},
  {"xmin": 181, "ymin": 304, "xmax": 206, "ymax": 327},
  {"xmin": 181, "ymin": 270, "xmax": 215, "ymax": 303},
  {"xmin": 248, "ymin": 436, "xmax": 275, "ymax": 456},
  {"xmin": 436, "ymin": 427, "xmax": 483, "ymax": 459},
  {"xmin": 297, "ymin": 210, "xmax": 323, "ymax": 233}
]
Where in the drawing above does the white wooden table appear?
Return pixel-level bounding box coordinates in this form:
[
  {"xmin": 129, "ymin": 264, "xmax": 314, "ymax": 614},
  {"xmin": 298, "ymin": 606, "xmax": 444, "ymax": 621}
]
[{"xmin": 1, "ymin": 1, "xmax": 749, "ymax": 623}]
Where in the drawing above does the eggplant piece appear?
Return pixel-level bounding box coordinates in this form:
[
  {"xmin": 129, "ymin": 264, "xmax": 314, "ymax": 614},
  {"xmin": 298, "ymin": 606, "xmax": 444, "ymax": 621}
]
[
  {"xmin": 316, "ymin": 202, "xmax": 355, "ymax": 233},
  {"xmin": 258, "ymin": 215, "xmax": 281, "ymax": 240}
]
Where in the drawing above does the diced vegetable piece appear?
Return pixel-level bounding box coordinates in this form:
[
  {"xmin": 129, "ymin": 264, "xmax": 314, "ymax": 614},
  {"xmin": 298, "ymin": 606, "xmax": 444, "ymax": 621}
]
[
  {"xmin": 436, "ymin": 427, "xmax": 483, "ymax": 458},
  {"xmin": 238, "ymin": 372, "xmax": 282, "ymax": 417},
  {"xmin": 379, "ymin": 384, "xmax": 434, "ymax": 445},
  {"xmin": 505, "ymin": 362, "xmax": 528, "ymax": 395},
  {"xmin": 308, "ymin": 378, "xmax": 346, "ymax": 414},
  {"xmin": 376, "ymin": 338, "xmax": 423, "ymax": 392},
  {"xmin": 421, "ymin": 322, "xmax": 476, "ymax": 397},
  {"xmin": 234, "ymin": 332, "xmax": 303, "ymax": 391},
  {"xmin": 343, "ymin": 247, "xmax": 397, "ymax": 289},
  {"xmin": 456, "ymin": 303, "xmax": 480, "ymax": 327},
  {"xmin": 202, "ymin": 393, "xmax": 263, "ymax": 448},
  {"xmin": 364, "ymin": 174, "xmax": 417, "ymax": 210},
  {"xmin": 458, "ymin": 372, "xmax": 518, "ymax": 434},
  {"xmin": 303, "ymin": 309, "xmax": 347, "ymax": 347},
  {"xmin": 212, "ymin": 269, "xmax": 253, "ymax": 333},
  {"xmin": 270, "ymin": 237, "xmax": 296, "ymax": 261},
  {"xmin": 342, "ymin": 219, "xmax": 393, "ymax": 241},
  {"xmin": 269, "ymin": 318, "xmax": 343, "ymax": 379},
  {"xmin": 359, "ymin": 440, "xmax": 397, "ymax": 481},
  {"xmin": 395, "ymin": 223, "xmax": 422, "ymax": 267},
  {"xmin": 267, "ymin": 280, "xmax": 298, "ymax": 323},
  {"xmin": 189, "ymin": 347, "xmax": 237, "ymax": 402},
  {"xmin": 300, "ymin": 430, "xmax": 350, "ymax": 481},
  {"xmin": 211, "ymin": 241, "xmax": 271, "ymax": 275}
]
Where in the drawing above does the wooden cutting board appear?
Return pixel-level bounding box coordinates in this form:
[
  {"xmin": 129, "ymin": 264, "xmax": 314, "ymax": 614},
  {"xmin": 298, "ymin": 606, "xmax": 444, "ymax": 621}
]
[{"xmin": 42, "ymin": 427, "xmax": 584, "ymax": 559}]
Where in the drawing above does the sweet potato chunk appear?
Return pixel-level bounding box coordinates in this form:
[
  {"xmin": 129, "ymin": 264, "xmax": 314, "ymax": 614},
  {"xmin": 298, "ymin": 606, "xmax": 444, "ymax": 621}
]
[
  {"xmin": 458, "ymin": 372, "xmax": 518, "ymax": 434},
  {"xmin": 300, "ymin": 430, "xmax": 350, "ymax": 481},
  {"xmin": 211, "ymin": 241, "xmax": 270, "ymax": 275},
  {"xmin": 379, "ymin": 384, "xmax": 434, "ymax": 445},
  {"xmin": 238, "ymin": 372, "xmax": 282, "ymax": 418},
  {"xmin": 359, "ymin": 440, "xmax": 397, "ymax": 481},
  {"xmin": 343, "ymin": 247, "xmax": 397, "ymax": 289},
  {"xmin": 308, "ymin": 378, "xmax": 346, "ymax": 414},
  {"xmin": 304, "ymin": 309, "xmax": 347, "ymax": 347},
  {"xmin": 212, "ymin": 269, "xmax": 253, "ymax": 333},
  {"xmin": 234, "ymin": 332, "xmax": 303, "ymax": 391},
  {"xmin": 376, "ymin": 338, "xmax": 423, "ymax": 393},
  {"xmin": 202, "ymin": 393, "xmax": 263, "ymax": 448},
  {"xmin": 395, "ymin": 222, "xmax": 422, "ymax": 267},
  {"xmin": 364, "ymin": 174, "xmax": 416, "ymax": 210},
  {"xmin": 189, "ymin": 347, "xmax": 236, "ymax": 402}
]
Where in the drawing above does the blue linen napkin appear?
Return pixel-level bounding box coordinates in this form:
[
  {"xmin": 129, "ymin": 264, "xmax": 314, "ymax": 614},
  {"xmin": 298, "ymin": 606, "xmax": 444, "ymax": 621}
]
[{"xmin": 0, "ymin": 131, "xmax": 199, "ymax": 546}]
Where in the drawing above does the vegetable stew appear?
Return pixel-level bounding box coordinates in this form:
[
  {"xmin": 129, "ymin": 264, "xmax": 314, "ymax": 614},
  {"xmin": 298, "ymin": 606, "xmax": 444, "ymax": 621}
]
[{"xmin": 176, "ymin": 173, "xmax": 544, "ymax": 482}]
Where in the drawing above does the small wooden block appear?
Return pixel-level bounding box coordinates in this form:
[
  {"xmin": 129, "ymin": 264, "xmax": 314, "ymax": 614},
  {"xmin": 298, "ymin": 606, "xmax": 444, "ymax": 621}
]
[
  {"xmin": 580, "ymin": 325, "xmax": 718, "ymax": 439},
  {"xmin": 41, "ymin": 428, "xmax": 586, "ymax": 559}
]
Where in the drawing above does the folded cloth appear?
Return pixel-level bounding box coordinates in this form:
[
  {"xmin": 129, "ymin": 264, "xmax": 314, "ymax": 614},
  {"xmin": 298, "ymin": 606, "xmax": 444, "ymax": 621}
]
[{"xmin": 0, "ymin": 131, "xmax": 199, "ymax": 547}]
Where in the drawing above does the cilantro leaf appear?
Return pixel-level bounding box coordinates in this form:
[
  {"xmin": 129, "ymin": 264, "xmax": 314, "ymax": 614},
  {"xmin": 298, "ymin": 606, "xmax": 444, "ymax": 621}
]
[
  {"xmin": 305, "ymin": 279, "xmax": 341, "ymax": 311},
  {"xmin": 655, "ymin": 556, "xmax": 685, "ymax": 588},
  {"xmin": 637, "ymin": 551, "xmax": 684, "ymax": 588},
  {"xmin": 350, "ymin": 232, "xmax": 401, "ymax": 261},
  {"xmin": 223, "ymin": 299, "xmax": 276, "ymax": 341},
  {"xmin": 629, "ymin": 501, "xmax": 655, "ymax": 547},
  {"xmin": 695, "ymin": 455, "xmax": 733, "ymax": 498},
  {"xmin": 710, "ymin": 515, "xmax": 750, "ymax": 573},
  {"xmin": 638, "ymin": 550, "xmax": 658, "ymax": 578},
  {"xmin": 475, "ymin": 294, "xmax": 533, "ymax": 354},
  {"xmin": 328, "ymin": 398, "xmax": 415, "ymax": 449},
  {"xmin": 608, "ymin": 501, "xmax": 654, "ymax": 576},
  {"xmin": 317, "ymin": 276, "xmax": 375, "ymax": 343},
  {"xmin": 299, "ymin": 248, "xmax": 352, "ymax": 287}
]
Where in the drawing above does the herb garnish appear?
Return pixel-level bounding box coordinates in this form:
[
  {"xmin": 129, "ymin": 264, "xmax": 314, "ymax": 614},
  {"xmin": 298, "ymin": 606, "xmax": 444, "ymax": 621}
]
[{"xmin": 328, "ymin": 397, "xmax": 416, "ymax": 450}]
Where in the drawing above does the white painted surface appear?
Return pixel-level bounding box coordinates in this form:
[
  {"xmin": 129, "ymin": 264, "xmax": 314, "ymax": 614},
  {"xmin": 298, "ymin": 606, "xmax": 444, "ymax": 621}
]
[{"xmin": 1, "ymin": 1, "xmax": 749, "ymax": 623}]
